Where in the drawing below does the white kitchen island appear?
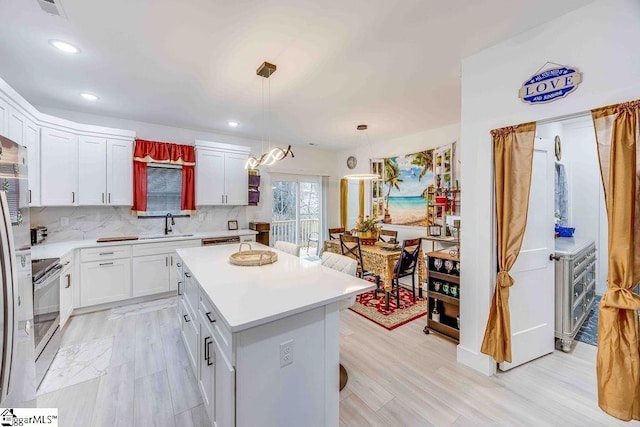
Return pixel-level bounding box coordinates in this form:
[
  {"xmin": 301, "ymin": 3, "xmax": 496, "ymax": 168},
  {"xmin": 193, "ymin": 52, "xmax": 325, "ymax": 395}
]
[{"xmin": 176, "ymin": 243, "xmax": 375, "ymax": 427}]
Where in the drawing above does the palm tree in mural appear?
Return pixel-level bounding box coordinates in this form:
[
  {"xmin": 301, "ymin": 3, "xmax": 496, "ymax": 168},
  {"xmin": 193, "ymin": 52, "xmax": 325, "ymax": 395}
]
[
  {"xmin": 383, "ymin": 158, "xmax": 403, "ymax": 223},
  {"xmin": 410, "ymin": 150, "xmax": 434, "ymax": 181}
]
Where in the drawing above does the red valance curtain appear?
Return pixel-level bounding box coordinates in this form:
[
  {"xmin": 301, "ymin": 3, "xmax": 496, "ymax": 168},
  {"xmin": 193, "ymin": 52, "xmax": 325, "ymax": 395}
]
[{"xmin": 131, "ymin": 139, "xmax": 196, "ymax": 215}]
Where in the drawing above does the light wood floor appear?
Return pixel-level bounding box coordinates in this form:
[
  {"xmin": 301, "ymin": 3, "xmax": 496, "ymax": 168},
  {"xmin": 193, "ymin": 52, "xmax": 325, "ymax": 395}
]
[{"xmin": 41, "ymin": 301, "xmax": 627, "ymax": 426}]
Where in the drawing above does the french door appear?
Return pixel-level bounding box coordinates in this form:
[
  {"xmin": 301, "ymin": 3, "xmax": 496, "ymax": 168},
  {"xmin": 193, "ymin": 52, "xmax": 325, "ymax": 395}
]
[{"xmin": 271, "ymin": 175, "xmax": 322, "ymax": 251}]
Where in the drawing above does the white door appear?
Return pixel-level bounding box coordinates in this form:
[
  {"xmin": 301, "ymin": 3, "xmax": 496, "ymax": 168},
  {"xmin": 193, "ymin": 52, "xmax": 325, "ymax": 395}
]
[
  {"xmin": 196, "ymin": 149, "xmax": 225, "ymax": 205},
  {"xmin": 107, "ymin": 139, "xmax": 133, "ymax": 205},
  {"xmin": 78, "ymin": 136, "xmax": 107, "ymax": 205},
  {"xmin": 41, "ymin": 128, "xmax": 78, "ymax": 206},
  {"xmin": 7, "ymin": 107, "xmax": 25, "ymax": 145},
  {"xmin": 499, "ymin": 138, "xmax": 555, "ymax": 371},
  {"xmin": 0, "ymin": 98, "xmax": 8, "ymax": 137},
  {"xmin": 224, "ymin": 153, "xmax": 248, "ymax": 205},
  {"xmin": 23, "ymin": 120, "xmax": 40, "ymax": 206},
  {"xmin": 132, "ymin": 254, "xmax": 170, "ymax": 297}
]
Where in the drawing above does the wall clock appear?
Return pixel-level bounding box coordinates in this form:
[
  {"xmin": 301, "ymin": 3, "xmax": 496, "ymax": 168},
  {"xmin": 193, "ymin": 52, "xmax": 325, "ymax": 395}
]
[
  {"xmin": 346, "ymin": 156, "xmax": 357, "ymax": 169},
  {"xmin": 555, "ymin": 135, "xmax": 562, "ymax": 161}
]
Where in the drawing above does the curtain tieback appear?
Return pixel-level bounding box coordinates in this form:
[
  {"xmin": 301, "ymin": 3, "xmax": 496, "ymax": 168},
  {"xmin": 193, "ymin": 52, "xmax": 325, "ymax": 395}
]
[
  {"xmin": 600, "ymin": 286, "xmax": 640, "ymax": 310},
  {"xmin": 497, "ymin": 270, "xmax": 515, "ymax": 288}
]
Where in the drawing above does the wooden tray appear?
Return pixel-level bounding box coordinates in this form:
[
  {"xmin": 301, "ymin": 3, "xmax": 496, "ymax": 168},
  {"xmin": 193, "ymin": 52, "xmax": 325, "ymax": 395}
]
[
  {"xmin": 229, "ymin": 243, "xmax": 278, "ymax": 266},
  {"xmin": 96, "ymin": 236, "xmax": 139, "ymax": 243}
]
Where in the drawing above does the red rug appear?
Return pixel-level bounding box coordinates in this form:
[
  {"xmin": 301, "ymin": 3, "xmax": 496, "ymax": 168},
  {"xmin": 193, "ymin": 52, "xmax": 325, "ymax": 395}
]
[{"xmin": 349, "ymin": 285, "xmax": 427, "ymax": 330}]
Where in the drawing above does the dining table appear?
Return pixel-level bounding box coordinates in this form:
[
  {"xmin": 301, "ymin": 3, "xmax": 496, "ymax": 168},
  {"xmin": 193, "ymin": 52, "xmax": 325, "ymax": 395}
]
[{"xmin": 323, "ymin": 238, "xmax": 427, "ymax": 310}]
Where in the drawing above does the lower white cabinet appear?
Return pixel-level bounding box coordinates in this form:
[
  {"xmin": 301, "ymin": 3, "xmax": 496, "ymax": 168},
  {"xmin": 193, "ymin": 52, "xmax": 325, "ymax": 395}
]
[
  {"xmin": 60, "ymin": 262, "xmax": 73, "ymax": 327},
  {"xmin": 199, "ymin": 310, "xmax": 215, "ymax": 421},
  {"xmin": 180, "ymin": 298, "xmax": 199, "ymax": 372},
  {"xmin": 80, "ymin": 258, "xmax": 131, "ymax": 307},
  {"xmin": 132, "ymin": 254, "xmax": 172, "ymax": 297}
]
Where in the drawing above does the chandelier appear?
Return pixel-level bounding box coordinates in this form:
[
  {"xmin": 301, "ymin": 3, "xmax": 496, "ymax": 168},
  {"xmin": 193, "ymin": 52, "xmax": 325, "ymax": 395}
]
[
  {"xmin": 343, "ymin": 124, "xmax": 378, "ymax": 180},
  {"xmin": 245, "ymin": 61, "xmax": 294, "ymax": 169}
]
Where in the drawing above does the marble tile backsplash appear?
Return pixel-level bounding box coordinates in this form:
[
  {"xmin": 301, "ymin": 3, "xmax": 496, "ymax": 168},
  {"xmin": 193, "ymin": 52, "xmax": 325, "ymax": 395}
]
[{"xmin": 30, "ymin": 206, "xmax": 249, "ymax": 243}]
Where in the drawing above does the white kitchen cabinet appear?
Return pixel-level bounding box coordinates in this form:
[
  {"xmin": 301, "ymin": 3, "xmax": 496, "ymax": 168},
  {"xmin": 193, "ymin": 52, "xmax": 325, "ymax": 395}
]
[
  {"xmin": 0, "ymin": 98, "xmax": 8, "ymax": 137},
  {"xmin": 78, "ymin": 136, "xmax": 107, "ymax": 205},
  {"xmin": 180, "ymin": 298, "xmax": 199, "ymax": 373},
  {"xmin": 214, "ymin": 334, "xmax": 235, "ymax": 427},
  {"xmin": 195, "ymin": 141, "xmax": 250, "ymax": 206},
  {"xmin": 41, "ymin": 128, "xmax": 78, "ymax": 206},
  {"xmin": 199, "ymin": 310, "xmax": 215, "ymax": 421},
  {"xmin": 78, "ymin": 137, "xmax": 132, "ymax": 206},
  {"xmin": 24, "ymin": 120, "xmax": 40, "ymax": 206},
  {"xmin": 107, "ymin": 139, "xmax": 133, "ymax": 205},
  {"xmin": 8, "ymin": 107, "xmax": 25, "ymax": 145},
  {"xmin": 80, "ymin": 258, "xmax": 131, "ymax": 307},
  {"xmin": 132, "ymin": 254, "xmax": 171, "ymax": 297},
  {"xmin": 59, "ymin": 254, "xmax": 74, "ymax": 327}
]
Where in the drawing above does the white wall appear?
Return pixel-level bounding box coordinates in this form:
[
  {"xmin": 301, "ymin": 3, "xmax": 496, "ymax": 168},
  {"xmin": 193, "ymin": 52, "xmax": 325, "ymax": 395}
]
[
  {"xmin": 561, "ymin": 117, "xmax": 608, "ymax": 295},
  {"xmin": 336, "ymin": 123, "xmax": 460, "ymax": 239},
  {"xmin": 459, "ymin": 0, "xmax": 640, "ymax": 375},
  {"xmin": 36, "ymin": 106, "xmax": 341, "ymax": 239}
]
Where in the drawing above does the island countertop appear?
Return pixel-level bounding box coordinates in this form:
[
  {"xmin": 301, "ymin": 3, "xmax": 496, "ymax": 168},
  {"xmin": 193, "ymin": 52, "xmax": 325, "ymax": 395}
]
[{"xmin": 177, "ymin": 243, "xmax": 376, "ymax": 332}]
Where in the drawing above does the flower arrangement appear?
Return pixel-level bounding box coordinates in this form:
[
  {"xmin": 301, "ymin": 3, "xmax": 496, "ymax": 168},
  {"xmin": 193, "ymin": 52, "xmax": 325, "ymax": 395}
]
[{"xmin": 354, "ymin": 216, "xmax": 379, "ymax": 233}]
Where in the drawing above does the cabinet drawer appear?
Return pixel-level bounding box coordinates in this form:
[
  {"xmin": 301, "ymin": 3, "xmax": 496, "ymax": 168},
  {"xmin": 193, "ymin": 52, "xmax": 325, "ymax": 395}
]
[
  {"xmin": 132, "ymin": 239, "xmax": 201, "ymax": 257},
  {"xmin": 180, "ymin": 298, "xmax": 198, "ymax": 374},
  {"xmin": 81, "ymin": 245, "xmax": 131, "ymax": 262},
  {"xmin": 200, "ymin": 295, "xmax": 232, "ymax": 361},
  {"xmin": 183, "ymin": 268, "xmax": 199, "ymax": 315},
  {"xmin": 571, "ymin": 296, "xmax": 589, "ymax": 332}
]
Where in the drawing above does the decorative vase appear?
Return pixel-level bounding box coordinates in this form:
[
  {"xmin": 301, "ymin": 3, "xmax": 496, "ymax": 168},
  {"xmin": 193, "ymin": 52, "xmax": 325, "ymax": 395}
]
[{"xmin": 357, "ymin": 230, "xmax": 378, "ymax": 246}]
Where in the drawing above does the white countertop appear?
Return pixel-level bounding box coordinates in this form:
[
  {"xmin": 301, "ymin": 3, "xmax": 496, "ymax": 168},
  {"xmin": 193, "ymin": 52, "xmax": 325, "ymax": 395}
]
[
  {"xmin": 554, "ymin": 237, "xmax": 595, "ymax": 256},
  {"xmin": 177, "ymin": 243, "xmax": 376, "ymax": 332},
  {"xmin": 31, "ymin": 229, "xmax": 258, "ymax": 260}
]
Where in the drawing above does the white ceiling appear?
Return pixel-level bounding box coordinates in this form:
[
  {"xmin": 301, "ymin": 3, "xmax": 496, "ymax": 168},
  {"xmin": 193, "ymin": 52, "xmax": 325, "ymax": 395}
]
[{"xmin": 0, "ymin": 0, "xmax": 594, "ymax": 149}]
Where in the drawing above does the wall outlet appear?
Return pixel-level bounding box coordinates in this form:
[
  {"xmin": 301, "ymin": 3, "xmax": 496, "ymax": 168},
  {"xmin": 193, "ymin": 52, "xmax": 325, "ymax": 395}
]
[
  {"xmin": 60, "ymin": 217, "xmax": 69, "ymax": 226},
  {"xmin": 280, "ymin": 339, "xmax": 294, "ymax": 367}
]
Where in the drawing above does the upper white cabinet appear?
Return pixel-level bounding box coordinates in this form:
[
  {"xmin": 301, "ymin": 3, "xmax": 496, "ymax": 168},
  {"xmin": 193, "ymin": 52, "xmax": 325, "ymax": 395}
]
[
  {"xmin": 78, "ymin": 137, "xmax": 132, "ymax": 206},
  {"xmin": 78, "ymin": 136, "xmax": 107, "ymax": 205},
  {"xmin": 0, "ymin": 76, "xmax": 136, "ymax": 207},
  {"xmin": 41, "ymin": 128, "xmax": 78, "ymax": 206},
  {"xmin": 195, "ymin": 140, "xmax": 250, "ymax": 206}
]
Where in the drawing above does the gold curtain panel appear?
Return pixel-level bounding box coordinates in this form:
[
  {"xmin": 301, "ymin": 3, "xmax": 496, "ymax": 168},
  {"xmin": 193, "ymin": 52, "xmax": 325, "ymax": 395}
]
[
  {"xmin": 480, "ymin": 122, "xmax": 536, "ymax": 363},
  {"xmin": 592, "ymin": 100, "xmax": 640, "ymax": 422}
]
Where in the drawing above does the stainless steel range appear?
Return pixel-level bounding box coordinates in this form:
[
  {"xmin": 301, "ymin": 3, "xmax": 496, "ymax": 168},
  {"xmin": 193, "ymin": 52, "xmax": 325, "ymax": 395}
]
[{"xmin": 32, "ymin": 257, "xmax": 63, "ymax": 387}]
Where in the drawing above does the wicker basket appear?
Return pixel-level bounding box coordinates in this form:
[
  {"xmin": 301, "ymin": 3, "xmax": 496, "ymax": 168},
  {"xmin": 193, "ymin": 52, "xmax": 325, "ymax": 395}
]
[{"xmin": 229, "ymin": 243, "xmax": 278, "ymax": 266}]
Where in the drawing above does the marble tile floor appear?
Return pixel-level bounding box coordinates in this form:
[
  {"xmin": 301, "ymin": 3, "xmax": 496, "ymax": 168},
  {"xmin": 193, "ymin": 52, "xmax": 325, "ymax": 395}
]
[{"xmin": 37, "ymin": 300, "xmax": 206, "ymax": 427}]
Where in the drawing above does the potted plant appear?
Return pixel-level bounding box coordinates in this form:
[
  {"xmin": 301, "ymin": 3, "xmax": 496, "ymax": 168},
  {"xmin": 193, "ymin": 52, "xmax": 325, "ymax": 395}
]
[{"xmin": 354, "ymin": 216, "xmax": 381, "ymax": 245}]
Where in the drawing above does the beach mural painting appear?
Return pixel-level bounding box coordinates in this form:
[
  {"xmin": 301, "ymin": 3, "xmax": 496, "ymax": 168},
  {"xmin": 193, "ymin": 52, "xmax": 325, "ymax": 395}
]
[{"xmin": 372, "ymin": 150, "xmax": 434, "ymax": 227}]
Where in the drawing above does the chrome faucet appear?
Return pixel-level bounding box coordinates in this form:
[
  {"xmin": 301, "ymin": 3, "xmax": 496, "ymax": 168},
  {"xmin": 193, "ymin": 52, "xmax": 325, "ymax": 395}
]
[{"xmin": 165, "ymin": 213, "xmax": 175, "ymax": 235}]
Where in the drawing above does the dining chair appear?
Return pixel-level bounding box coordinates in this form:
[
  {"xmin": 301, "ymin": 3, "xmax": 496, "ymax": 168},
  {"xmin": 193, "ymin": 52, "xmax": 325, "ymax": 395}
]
[
  {"xmin": 306, "ymin": 231, "xmax": 320, "ymax": 256},
  {"xmin": 339, "ymin": 234, "xmax": 381, "ymax": 294},
  {"xmin": 378, "ymin": 229, "xmax": 398, "ymax": 243},
  {"xmin": 328, "ymin": 227, "xmax": 345, "ymax": 240},
  {"xmin": 274, "ymin": 241, "xmax": 301, "ymax": 257},
  {"xmin": 390, "ymin": 238, "xmax": 422, "ymax": 307}
]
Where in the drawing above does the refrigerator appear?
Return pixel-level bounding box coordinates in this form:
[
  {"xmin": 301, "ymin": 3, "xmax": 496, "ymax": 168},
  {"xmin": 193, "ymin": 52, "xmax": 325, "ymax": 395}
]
[{"xmin": 0, "ymin": 135, "xmax": 36, "ymax": 407}]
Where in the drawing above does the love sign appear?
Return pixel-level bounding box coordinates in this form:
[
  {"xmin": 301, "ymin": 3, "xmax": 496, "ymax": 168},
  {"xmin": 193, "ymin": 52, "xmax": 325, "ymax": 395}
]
[{"xmin": 519, "ymin": 65, "xmax": 582, "ymax": 104}]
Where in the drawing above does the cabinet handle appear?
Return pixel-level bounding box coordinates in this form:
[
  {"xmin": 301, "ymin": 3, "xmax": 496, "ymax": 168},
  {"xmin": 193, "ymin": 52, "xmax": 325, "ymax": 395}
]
[
  {"xmin": 185, "ymin": 272, "xmax": 191, "ymax": 278},
  {"xmin": 205, "ymin": 312, "xmax": 216, "ymax": 323},
  {"xmin": 99, "ymin": 252, "xmax": 114, "ymax": 255},
  {"xmin": 108, "ymin": 193, "xmax": 111, "ymax": 204},
  {"xmin": 65, "ymin": 274, "xmax": 71, "ymax": 288},
  {"xmin": 222, "ymin": 195, "xmax": 224, "ymax": 204},
  {"xmin": 72, "ymin": 191, "xmax": 75, "ymax": 203},
  {"xmin": 204, "ymin": 337, "xmax": 213, "ymax": 366},
  {"xmin": 177, "ymin": 281, "xmax": 182, "ymax": 295},
  {"xmin": 166, "ymin": 256, "xmax": 168, "ymax": 267},
  {"xmin": 183, "ymin": 314, "xmax": 190, "ymax": 323},
  {"xmin": 176, "ymin": 262, "xmax": 182, "ymax": 267},
  {"xmin": 29, "ymin": 189, "xmax": 31, "ymax": 204},
  {"xmin": 99, "ymin": 262, "xmax": 113, "ymax": 266},
  {"xmin": 102, "ymin": 193, "xmax": 105, "ymax": 204},
  {"xmin": 226, "ymin": 195, "xmax": 228, "ymax": 204},
  {"xmin": 170, "ymin": 256, "xmax": 173, "ymax": 266}
]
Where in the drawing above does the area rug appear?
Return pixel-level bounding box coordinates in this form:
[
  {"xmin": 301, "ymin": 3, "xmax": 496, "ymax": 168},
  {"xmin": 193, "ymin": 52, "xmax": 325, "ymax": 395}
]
[
  {"xmin": 349, "ymin": 286, "xmax": 427, "ymax": 330},
  {"xmin": 574, "ymin": 295, "xmax": 601, "ymax": 347}
]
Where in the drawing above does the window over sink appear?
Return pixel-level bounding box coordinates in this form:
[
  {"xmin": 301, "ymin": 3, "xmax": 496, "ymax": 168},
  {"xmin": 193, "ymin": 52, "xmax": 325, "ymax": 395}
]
[{"xmin": 145, "ymin": 164, "xmax": 183, "ymax": 216}]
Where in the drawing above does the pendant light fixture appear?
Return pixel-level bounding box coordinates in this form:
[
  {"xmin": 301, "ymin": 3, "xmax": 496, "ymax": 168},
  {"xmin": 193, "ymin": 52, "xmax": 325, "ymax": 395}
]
[
  {"xmin": 343, "ymin": 124, "xmax": 379, "ymax": 180},
  {"xmin": 245, "ymin": 61, "xmax": 295, "ymax": 170}
]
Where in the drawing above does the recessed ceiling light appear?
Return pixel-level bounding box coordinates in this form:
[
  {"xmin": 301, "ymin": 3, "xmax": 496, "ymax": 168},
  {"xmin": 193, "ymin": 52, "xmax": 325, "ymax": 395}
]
[
  {"xmin": 80, "ymin": 93, "xmax": 99, "ymax": 101},
  {"xmin": 228, "ymin": 121, "xmax": 239, "ymax": 127},
  {"xmin": 49, "ymin": 40, "xmax": 80, "ymax": 54}
]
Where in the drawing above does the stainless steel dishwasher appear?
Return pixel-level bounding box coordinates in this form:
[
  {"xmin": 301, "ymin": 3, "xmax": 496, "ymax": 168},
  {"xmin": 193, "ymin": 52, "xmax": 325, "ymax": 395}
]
[{"xmin": 201, "ymin": 236, "xmax": 241, "ymax": 246}]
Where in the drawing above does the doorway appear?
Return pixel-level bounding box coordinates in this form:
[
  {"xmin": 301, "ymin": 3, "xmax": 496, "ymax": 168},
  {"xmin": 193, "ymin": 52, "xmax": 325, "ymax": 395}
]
[{"xmin": 271, "ymin": 175, "xmax": 322, "ymax": 255}]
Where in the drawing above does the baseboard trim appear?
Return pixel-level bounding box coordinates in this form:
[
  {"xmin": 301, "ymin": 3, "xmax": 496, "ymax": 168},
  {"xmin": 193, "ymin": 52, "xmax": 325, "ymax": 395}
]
[
  {"xmin": 70, "ymin": 291, "xmax": 176, "ymax": 317},
  {"xmin": 456, "ymin": 344, "xmax": 496, "ymax": 376}
]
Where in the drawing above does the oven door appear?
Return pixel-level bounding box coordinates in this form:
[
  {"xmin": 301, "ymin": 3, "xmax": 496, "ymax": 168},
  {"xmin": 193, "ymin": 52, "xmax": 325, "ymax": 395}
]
[{"xmin": 33, "ymin": 265, "xmax": 61, "ymax": 357}]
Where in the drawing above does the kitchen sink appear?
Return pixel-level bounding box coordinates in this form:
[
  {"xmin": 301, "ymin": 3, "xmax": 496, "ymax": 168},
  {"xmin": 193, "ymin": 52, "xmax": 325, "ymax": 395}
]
[{"xmin": 139, "ymin": 233, "xmax": 195, "ymax": 240}]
